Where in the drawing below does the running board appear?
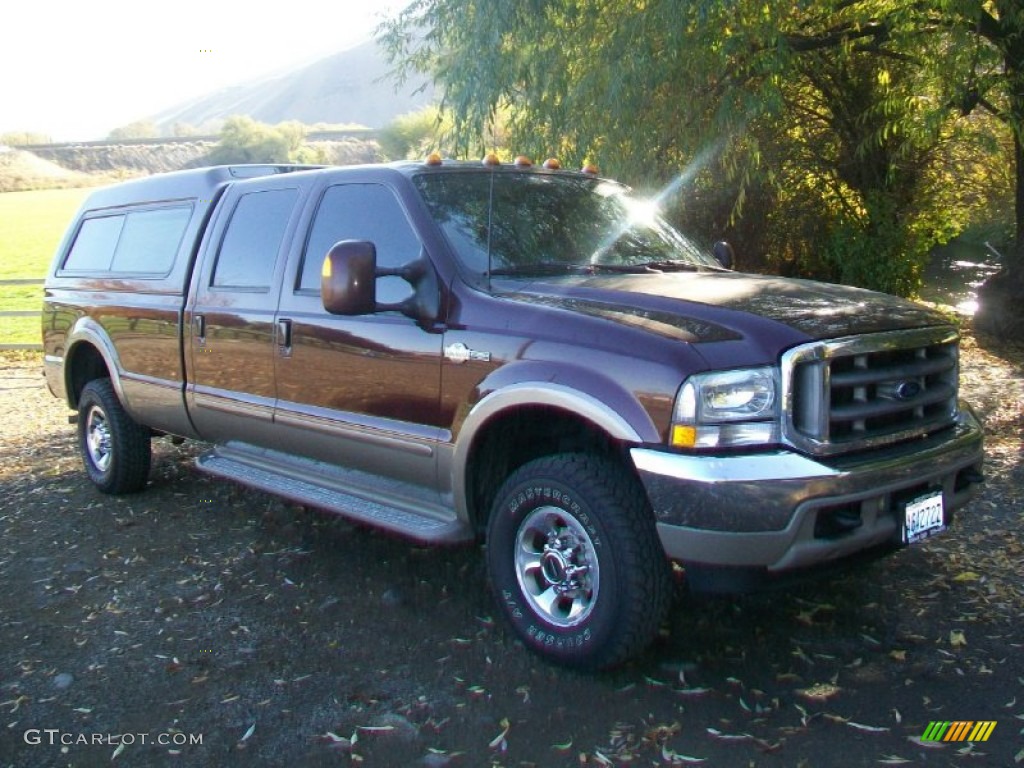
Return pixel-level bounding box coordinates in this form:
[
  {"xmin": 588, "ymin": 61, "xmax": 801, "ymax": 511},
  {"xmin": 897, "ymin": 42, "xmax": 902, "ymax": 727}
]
[{"xmin": 195, "ymin": 449, "xmax": 472, "ymax": 544}]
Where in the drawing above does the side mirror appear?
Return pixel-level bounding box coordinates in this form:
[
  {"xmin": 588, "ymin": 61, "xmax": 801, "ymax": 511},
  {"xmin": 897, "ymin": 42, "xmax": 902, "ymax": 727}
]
[
  {"xmin": 322, "ymin": 240, "xmax": 377, "ymax": 315},
  {"xmin": 321, "ymin": 240, "xmax": 440, "ymax": 326},
  {"xmin": 713, "ymin": 241, "xmax": 735, "ymax": 270}
]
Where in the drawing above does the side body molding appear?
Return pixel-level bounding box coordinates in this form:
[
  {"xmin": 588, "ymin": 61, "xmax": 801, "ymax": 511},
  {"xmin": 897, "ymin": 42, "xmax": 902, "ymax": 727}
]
[{"xmin": 450, "ymin": 382, "xmax": 650, "ymax": 523}]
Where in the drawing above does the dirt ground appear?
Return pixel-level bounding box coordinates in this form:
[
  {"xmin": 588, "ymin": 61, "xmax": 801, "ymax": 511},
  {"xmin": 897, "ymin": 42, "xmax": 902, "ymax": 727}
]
[{"xmin": 0, "ymin": 330, "xmax": 1021, "ymax": 768}]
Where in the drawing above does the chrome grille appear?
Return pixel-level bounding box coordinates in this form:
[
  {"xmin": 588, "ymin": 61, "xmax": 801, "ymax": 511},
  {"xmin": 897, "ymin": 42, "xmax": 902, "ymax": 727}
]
[{"xmin": 781, "ymin": 328, "xmax": 960, "ymax": 456}]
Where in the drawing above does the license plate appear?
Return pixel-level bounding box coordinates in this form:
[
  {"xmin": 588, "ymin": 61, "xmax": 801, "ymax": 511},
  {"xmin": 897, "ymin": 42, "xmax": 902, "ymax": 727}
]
[{"xmin": 903, "ymin": 491, "xmax": 945, "ymax": 544}]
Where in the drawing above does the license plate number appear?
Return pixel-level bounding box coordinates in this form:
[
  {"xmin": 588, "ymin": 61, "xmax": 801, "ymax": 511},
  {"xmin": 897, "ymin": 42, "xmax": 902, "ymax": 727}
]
[{"xmin": 903, "ymin": 491, "xmax": 945, "ymax": 544}]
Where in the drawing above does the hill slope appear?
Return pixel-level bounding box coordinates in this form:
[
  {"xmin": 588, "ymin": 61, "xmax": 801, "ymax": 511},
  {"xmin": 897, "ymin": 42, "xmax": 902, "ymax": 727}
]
[{"xmin": 152, "ymin": 41, "xmax": 435, "ymax": 131}]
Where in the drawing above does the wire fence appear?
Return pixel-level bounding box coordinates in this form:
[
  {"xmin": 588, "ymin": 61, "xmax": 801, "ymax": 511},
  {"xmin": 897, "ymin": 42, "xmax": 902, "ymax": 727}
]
[{"xmin": 0, "ymin": 278, "xmax": 43, "ymax": 350}]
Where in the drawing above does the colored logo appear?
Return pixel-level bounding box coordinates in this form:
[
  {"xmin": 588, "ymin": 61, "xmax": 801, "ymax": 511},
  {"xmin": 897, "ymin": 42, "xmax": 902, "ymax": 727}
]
[{"xmin": 921, "ymin": 721, "xmax": 996, "ymax": 742}]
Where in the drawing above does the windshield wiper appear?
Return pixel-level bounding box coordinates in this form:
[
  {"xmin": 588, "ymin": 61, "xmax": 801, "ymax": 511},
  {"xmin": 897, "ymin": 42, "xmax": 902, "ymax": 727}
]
[
  {"xmin": 634, "ymin": 259, "xmax": 712, "ymax": 272},
  {"xmin": 488, "ymin": 262, "xmax": 656, "ymax": 277}
]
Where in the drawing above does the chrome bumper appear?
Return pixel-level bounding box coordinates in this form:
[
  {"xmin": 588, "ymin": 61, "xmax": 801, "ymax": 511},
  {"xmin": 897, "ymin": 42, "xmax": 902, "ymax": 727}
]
[{"xmin": 631, "ymin": 407, "xmax": 984, "ymax": 572}]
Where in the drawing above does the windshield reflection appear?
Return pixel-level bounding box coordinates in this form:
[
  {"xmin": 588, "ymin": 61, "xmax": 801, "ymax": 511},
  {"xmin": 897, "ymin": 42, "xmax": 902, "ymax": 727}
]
[{"xmin": 414, "ymin": 171, "xmax": 718, "ymax": 278}]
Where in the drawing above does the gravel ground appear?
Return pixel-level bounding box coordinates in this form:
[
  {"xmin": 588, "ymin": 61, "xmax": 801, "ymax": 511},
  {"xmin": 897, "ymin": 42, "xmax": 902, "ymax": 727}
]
[{"xmin": 0, "ymin": 329, "xmax": 1021, "ymax": 768}]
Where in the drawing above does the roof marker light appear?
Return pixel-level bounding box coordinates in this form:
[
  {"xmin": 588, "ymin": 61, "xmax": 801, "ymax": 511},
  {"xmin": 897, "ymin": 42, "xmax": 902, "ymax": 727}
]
[
  {"xmin": 581, "ymin": 163, "xmax": 599, "ymax": 175},
  {"xmin": 513, "ymin": 155, "xmax": 534, "ymax": 167},
  {"xmin": 542, "ymin": 158, "xmax": 561, "ymax": 169},
  {"xmin": 424, "ymin": 152, "xmax": 443, "ymax": 166},
  {"xmin": 482, "ymin": 153, "xmax": 501, "ymax": 166}
]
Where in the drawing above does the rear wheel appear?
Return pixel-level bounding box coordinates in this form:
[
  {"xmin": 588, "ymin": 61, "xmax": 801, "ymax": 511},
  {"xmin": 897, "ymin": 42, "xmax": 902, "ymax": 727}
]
[
  {"xmin": 77, "ymin": 378, "xmax": 151, "ymax": 494},
  {"xmin": 486, "ymin": 452, "xmax": 671, "ymax": 669}
]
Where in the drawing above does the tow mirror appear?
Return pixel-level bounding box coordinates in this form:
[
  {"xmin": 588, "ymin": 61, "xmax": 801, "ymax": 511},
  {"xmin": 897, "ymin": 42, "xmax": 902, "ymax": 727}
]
[
  {"xmin": 713, "ymin": 241, "xmax": 735, "ymax": 270},
  {"xmin": 321, "ymin": 240, "xmax": 440, "ymax": 325},
  {"xmin": 322, "ymin": 240, "xmax": 377, "ymax": 315}
]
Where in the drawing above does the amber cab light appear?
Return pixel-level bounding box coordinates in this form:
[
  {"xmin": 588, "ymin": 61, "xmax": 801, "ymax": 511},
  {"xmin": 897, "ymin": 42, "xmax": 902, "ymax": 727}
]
[
  {"xmin": 482, "ymin": 153, "xmax": 501, "ymax": 166},
  {"xmin": 513, "ymin": 155, "xmax": 533, "ymax": 167},
  {"xmin": 542, "ymin": 158, "xmax": 561, "ymax": 169},
  {"xmin": 581, "ymin": 163, "xmax": 599, "ymax": 175},
  {"xmin": 424, "ymin": 152, "xmax": 443, "ymax": 166}
]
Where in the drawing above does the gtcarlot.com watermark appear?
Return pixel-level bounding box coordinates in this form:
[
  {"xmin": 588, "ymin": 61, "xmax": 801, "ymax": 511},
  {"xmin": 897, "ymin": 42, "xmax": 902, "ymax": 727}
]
[{"xmin": 24, "ymin": 729, "xmax": 203, "ymax": 747}]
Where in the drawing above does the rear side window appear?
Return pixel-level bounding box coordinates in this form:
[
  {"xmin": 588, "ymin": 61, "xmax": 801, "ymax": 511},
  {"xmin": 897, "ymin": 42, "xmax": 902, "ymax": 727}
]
[
  {"xmin": 212, "ymin": 189, "xmax": 298, "ymax": 290},
  {"xmin": 110, "ymin": 207, "xmax": 191, "ymax": 273},
  {"xmin": 61, "ymin": 206, "xmax": 191, "ymax": 275}
]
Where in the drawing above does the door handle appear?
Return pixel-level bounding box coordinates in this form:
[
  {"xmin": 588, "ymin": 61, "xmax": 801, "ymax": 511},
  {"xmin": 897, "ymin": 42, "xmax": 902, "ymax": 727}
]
[
  {"xmin": 277, "ymin": 318, "xmax": 292, "ymax": 355},
  {"xmin": 193, "ymin": 314, "xmax": 206, "ymax": 341}
]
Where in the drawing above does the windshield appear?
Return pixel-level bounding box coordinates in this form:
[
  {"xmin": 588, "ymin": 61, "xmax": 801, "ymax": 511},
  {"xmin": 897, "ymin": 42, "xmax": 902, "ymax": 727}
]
[{"xmin": 413, "ymin": 171, "xmax": 719, "ymax": 278}]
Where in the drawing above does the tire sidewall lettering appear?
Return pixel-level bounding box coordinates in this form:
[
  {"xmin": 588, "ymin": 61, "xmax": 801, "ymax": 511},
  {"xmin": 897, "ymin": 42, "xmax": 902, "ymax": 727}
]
[{"xmin": 491, "ymin": 472, "xmax": 613, "ymax": 661}]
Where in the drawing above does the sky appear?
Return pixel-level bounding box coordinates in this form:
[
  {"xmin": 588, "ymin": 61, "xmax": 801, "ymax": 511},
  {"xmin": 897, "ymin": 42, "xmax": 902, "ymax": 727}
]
[{"xmin": 1, "ymin": 0, "xmax": 404, "ymax": 141}]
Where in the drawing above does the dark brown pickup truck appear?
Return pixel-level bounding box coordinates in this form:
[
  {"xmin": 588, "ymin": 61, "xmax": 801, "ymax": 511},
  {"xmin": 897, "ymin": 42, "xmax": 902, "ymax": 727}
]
[{"xmin": 42, "ymin": 159, "xmax": 984, "ymax": 668}]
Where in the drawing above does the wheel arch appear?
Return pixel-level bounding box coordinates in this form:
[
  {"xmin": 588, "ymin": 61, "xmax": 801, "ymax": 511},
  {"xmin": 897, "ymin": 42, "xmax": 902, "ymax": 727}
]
[
  {"xmin": 453, "ymin": 383, "xmax": 651, "ymax": 533},
  {"xmin": 63, "ymin": 319, "xmax": 124, "ymax": 409}
]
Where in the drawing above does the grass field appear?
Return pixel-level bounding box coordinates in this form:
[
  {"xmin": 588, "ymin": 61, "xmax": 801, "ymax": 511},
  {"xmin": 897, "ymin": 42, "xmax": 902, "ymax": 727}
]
[
  {"xmin": 0, "ymin": 188, "xmax": 87, "ymax": 278},
  {"xmin": 0, "ymin": 188, "xmax": 89, "ymax": 345}
]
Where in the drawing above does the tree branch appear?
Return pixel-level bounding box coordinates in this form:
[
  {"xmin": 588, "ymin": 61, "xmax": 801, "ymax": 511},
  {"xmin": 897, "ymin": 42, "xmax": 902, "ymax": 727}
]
[{"xmin": 784, "ymin": 22, "xmax": 889, "ymax": 53}]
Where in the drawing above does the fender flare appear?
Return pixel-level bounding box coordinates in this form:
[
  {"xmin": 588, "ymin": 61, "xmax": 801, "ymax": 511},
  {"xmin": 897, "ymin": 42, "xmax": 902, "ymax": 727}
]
[
  {"xmin": 451, "ymin": 382, "xmax": 651, "ymax": 523},
  {"xmin": 63, "ymin": 317, "xmax": 126, "ymax": 408}
]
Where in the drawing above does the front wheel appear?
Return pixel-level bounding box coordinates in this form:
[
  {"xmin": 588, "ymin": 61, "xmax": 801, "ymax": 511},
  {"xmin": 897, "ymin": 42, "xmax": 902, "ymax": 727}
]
[
  {"xmin": 486, "ymin": 453, "xmax": 671, "ymax": 669},
  {"xmin": 77, "ymin": 378, "xmax": 151, "ymax": 494}
]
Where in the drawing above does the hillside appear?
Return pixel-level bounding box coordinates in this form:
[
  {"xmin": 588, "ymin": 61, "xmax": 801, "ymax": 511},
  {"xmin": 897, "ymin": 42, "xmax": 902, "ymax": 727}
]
[
  {"xmin": 152, "ymin": 40, "xmax": 435, "ymax": 131},
  {"xmin": 0, "ymin": 147, "xmax": 94, "ymax": 193}
]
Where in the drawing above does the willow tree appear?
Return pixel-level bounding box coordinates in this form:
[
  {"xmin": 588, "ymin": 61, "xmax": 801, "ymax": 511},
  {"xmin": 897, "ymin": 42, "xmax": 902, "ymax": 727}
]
[{"xmin": 382, "ymin": 0, "xmax": 1013, "ymax": 300}]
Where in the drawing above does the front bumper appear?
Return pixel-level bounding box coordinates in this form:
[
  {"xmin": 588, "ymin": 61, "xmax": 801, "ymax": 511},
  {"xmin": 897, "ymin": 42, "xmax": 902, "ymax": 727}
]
[{"xmin": 631, "ymin": 407, "xmax": 984, "ymax": 572}]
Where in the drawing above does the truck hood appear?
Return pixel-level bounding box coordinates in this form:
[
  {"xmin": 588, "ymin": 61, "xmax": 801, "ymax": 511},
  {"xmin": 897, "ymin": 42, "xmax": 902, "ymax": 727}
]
[{"xmin": 495, "ymin": 271, "xmax": 949, "ymax": 343}]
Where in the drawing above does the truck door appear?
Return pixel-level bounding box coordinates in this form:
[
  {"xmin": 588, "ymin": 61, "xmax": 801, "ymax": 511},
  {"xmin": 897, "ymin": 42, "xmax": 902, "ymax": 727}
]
[
  {"xmin": 272, "ymin": 182, "xmax": 443, "ymax": 491},
  {"xmin": 185, "ymin": 182, "xmax": 302, "ymax": 444}
]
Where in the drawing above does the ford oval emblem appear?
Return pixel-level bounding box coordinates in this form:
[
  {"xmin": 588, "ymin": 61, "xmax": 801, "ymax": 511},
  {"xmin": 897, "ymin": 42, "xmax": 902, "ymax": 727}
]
[{"xmin": 894, "ymin": 380, "xmax": 922, "ymax": 400}]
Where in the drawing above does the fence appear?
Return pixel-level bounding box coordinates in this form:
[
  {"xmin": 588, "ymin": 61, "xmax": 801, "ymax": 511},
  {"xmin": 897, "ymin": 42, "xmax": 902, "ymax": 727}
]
[{"xmin": 0, "ymin": 278, "xmax": 43, "ymax": 351}]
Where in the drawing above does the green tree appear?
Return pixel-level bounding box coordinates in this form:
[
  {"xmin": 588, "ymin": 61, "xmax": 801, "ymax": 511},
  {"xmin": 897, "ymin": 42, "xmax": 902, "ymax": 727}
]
[
  {"xmin": 207, "ymin": 116, "xmax": 307, "ymax": 164},
  {"xmin": 378, "ymin": 106, "xmax": 452, "ymax": 160},
  {"xmin": 380, "ymin": 0, "xmax": 997, "ymax": 297},
  {"xmin": 107, "ymin": 120, "xmax": 160, "ymax": 140},
  {"xmin": 1, "ymin": 131, "xmax": 52, "ymax": 146}
]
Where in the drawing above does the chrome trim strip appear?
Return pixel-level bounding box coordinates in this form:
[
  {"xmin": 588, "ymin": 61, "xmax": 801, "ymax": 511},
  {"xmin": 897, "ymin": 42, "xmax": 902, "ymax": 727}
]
[
  {"xmin": 120, "ymin": 371, "xmax": 181, "ymax": 391},
  {"xmin": 274, "ymin": 407, "xmax": 436, "ymax": 457},
  {"xmin": 193, "ymin": 388, "xmax": 274, "ymax": 421}
]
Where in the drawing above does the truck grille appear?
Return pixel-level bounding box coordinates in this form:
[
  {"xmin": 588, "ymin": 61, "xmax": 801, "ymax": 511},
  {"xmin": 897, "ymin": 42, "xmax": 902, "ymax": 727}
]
[{"xmin": 781, "ymin": 328, "xmax": 960, "ymax": 456}]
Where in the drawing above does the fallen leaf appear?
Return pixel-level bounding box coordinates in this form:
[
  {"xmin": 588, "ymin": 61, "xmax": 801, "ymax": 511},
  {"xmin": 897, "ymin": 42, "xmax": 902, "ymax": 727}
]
[
  {"xmin": 889, "ymin": 650, "xmax": 907, "ymax": 662},
  {"xmin": 797, "ymin": 683, "xmax": 841, "ymax": 701},
  {"xmin": 662, "ymin": 745, "xmax": 706, "ymax": 764},
  {"xmin": 950, "ymin": 630, "xmax": 967, "ymax": 648},
  {"xmin": 846, "ymin": 721, "xmax": 889, "ymax": 733},
  {"xmin": 953, "ymin": 571, "xmax": 980, "ymax": 582},
  {"xmin": 111, "ymin": 742, "xmax": 125, "ymax": 761},
  {"xmin": 675, "ymin": 687, "xmax": 711, "ymax": 697},
  {"xmin": 877, "ymin": 756, "xmax": 911, "ymax": 765},
  {"xmin": 488, "ymin": 718, "xmax": 510, "ymax": 750},
  {"xmin": 906, "ymin": 736, "xmax": 945, "ymax": 749},
  {"xmin": 706, "ymin": 727, "xmax": 752, "ymax": 742},
  {"xmin": 239, "ymin": 722, "xmax": 256, "ymax": 743}
]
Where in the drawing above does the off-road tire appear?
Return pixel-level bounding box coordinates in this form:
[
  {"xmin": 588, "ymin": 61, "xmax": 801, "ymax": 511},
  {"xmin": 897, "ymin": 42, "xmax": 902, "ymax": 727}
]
[
  {"xmin": 77, "ymin": 378, "xmax": 151, "ymax": 494},
  {"xmin": 486, "ymin": 452, "xmax": 672, "ymax": 669}
]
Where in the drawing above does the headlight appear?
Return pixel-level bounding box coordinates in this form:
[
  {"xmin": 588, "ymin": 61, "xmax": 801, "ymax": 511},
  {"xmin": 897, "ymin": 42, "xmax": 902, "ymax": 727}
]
[{"xmin": 670, "ymin": 367, "xmax": 779, "ymax": 449}]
